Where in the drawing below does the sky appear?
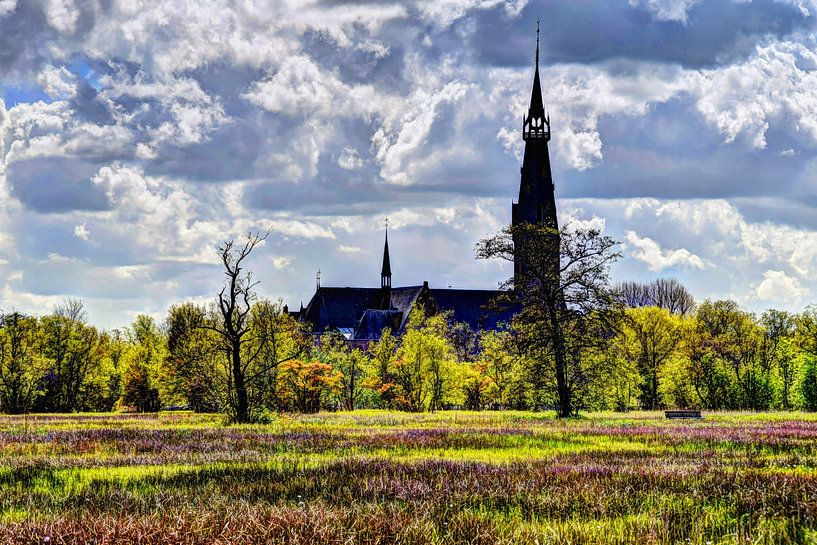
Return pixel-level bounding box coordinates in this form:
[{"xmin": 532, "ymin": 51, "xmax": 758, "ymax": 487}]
[{"xmin": 1, "ymin": 0, "xmax": 817, "ymax": 328}]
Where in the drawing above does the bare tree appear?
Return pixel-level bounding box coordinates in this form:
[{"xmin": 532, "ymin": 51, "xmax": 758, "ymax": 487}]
[
  {"xmin": 615, "ymin": 281, "xmax": 651, "ymax": 309},
  {"xmin": 206, "ymin": 231, "xmax": 302, "ymax": 423},
  {"xmin": 54, "ymin": 298, "xmax": 88, "ymax": 324},
  {"xmin": 651, "ymin": 278, "xmax": 695, "ymax": 315},
  {"xmin": 615, "ymin": 278, "xmax": 695, "ymax": 315}
]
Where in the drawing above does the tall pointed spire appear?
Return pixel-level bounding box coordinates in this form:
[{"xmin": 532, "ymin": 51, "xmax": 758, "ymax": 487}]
[
  {"xmin": 524, "ymin": 18, "xmax": 549, "ymax": 142},
  {"xmin": 513, "ymin": 17, "xmax": 559, "ymax": 287},
  {"xmin": 380, "ymin": 219, "xmax": 391, "ymax": 289}
]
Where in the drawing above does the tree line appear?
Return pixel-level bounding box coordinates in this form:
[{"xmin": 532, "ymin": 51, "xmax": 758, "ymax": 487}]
[{"xmin": 3, "ymin": 227, "xmax": 817, "ymax": 420}]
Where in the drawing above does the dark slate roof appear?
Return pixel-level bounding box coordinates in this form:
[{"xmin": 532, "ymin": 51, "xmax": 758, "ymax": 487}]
[
  {"xmin": 300, "ymin": 285, "xmax": 515, "ymax": 339},
  {"xmin": 430, "ymin": 289, "xmax": 515, "ymax": 331},
  {"xmin": 354, "ymin": 309, "xmax": 403, "ymax": 340},
  {"xmin": 302, "ymin": 287, "xmax": 379, "ymax": 331}
]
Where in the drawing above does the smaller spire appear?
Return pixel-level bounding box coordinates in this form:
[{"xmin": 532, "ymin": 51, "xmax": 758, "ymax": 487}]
[
  {"xmin": 316, "ymin": 269, "xmax": 321, "ymax": 289},
  {"xmin": 381, "ymin": 219, "xmax": 392, "ymax": 289}
]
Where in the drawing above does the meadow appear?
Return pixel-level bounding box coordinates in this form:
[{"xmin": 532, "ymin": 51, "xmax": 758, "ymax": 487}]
[{"xmin": 1, "ymin": 411, "xmax": 817, "ymax": 544}]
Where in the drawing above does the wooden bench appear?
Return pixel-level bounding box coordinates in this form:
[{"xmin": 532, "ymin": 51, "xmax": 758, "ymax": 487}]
[{"xmin": 665, "ymin": 410, "xmax": 702, "ymax": 419}]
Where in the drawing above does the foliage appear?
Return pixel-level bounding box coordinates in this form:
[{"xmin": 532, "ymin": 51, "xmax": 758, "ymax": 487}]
[
  {"xmin": 120, "ymin": 315, "xmax": 163, "ymax": 413},
  {"xmin": 0, "ymin": 312, "xmax": 43, "ymax": 414},
  {"xmin": 276, "ymin": 360, "xmax": 341, "ymax": 413},
  {"xmin": 476, "ymin": 224, "xmax": 623, "ymax": 416}
]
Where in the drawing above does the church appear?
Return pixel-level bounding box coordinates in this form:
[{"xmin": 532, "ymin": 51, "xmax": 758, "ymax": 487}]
[{"xmin": 290, "ymin": 27, "xmax": 558, "ymax": 345}]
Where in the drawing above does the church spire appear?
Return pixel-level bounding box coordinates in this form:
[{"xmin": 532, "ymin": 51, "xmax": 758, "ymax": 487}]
[
  {"xmin": 380, "ymin": 220, "xmax": 391, "ymax": 289},
  {"xmin": 512, "ymin": 18, "xmax": 559, "ymax": 287},
  {"xmin": 524, "ymin": 18, "xmax": 549, "ymax": 142}
]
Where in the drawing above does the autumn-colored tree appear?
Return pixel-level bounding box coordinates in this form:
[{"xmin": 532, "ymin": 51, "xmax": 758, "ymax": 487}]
[{"xmin": 276, "ymin": 360, "xmax": 341, "ymax": 413}]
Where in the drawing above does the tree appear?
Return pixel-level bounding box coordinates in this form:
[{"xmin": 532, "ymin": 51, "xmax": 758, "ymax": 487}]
[
  {"xmin": 165, "ymin": 303, "xmax": 220, "ymax": 411},
  {"xmin": 801, "ymin": 359, "xmax": 817, "ymax": 411},
  {"xmin": 367, "ymin": 328, "xmax": 398, "ymax": 408},
  {"xmin": 0, "ymin": 312, "xmax": 42, "ymax": 414},
  {"xmin": 478, "ymin": 330, "xmax": 520, "ymax": 410},
  {"xmin": 206, "ymin": 232, "xmax": 302, "ymax": 423},
  {"xmin": 619, "ymin": 307, "xmax": 682, "ymax": 409},
  {"xmin": 461, "ymin": 362, "xmax": 493, "ymax": 410},
  {"xmin": 316, "ymin": 332, "xmax": 368, "ymax": 411},
  {"xmin": 616, "ymin": 279, "xmax": 694, "ymax": 315},
  {"xmin": 761, "ymin": 309, "xmax": 796, "ymax": 410},
  {"xmin": 121, "ymin": 315, "xmax": 163, "ymax": 413},
  {"xmin": 695, "ymin": 301, "xmax": 772, "ymax": 410},
  {"xmin": 276, "ymin": 360, "xmax": 341, "ymax": 413},
  {"xmin": 477, "ymin": 224, "xmax": 622, "ymax": 417},
  {"xmin": 390, "ymin": 309, "xmax": 460, "ymax": 412},
  {"xmin": 39, "ymin": 300, "xmax": 105, "ymax": 412}
]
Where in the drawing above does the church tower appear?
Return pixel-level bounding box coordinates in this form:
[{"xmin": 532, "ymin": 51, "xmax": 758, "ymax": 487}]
[{"xmin": 512, "ymin": 19, "xmax": 558, "ymax": 286}]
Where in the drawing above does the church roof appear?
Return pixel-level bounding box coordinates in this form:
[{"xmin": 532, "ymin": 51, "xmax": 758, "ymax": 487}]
[
  {"xmin": 430, "ymin": 288, "xmax": 515, "ymax": 331},
  {"xmin": 354, "ymin": 309, "xmax": 403, "ymax": 340},
  {"xmin": 300, "ymin": 284, "xmax": 513, "ymax": 340}
]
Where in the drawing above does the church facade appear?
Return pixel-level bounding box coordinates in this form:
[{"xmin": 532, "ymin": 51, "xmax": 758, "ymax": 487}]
[{"xmin": 290, "ymin": 27, "xmax": 558, "ymax": 344}]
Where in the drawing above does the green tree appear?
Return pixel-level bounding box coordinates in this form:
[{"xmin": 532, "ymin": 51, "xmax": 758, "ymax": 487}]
[
  {"xmin": 38, "ymin": 299, "xmax": 106, "ymax": 412},
  {"xmin": 695, "ymin": 301, "xmax": 772, "ymax": 410},
  {"xmin": 317, "ymin": 332, "xmax": 368, "ymax": 411},
  {"xmin": 121, "ymin": 315, "xmax": 163, "ymax": 413},
  {"xmin": 0, "ymin": 312, "xmax": 43, "ymax": 414},
  {"xmin": 366, "ymin": 328, "xmax": 398, "ymax": 408},
  {"xmin": 477, "ymin": 224, "xmax": 622, "ymax": 417},
  {"xmin": 478, "ymin": 330, "xmax": 520, "ymax": 409},
  {"xmin": 165, "ymin": 303, "xmax": 220, "ymax": 411},
  {"xmin": 619, "ymin": 307, "xmax": 683, "ymax": 409},
  {"xmin": 800, "ymin": 358, "xmax": 817, "ymax": 411},
  {"xmin": 392, "ymin": 309, "xmax": 461, "ymax": 412}
]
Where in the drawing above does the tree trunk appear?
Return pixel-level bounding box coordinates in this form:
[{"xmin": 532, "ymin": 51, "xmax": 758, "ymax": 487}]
[
  {"xmin": 549, "ymin": 307, "xmax": 571, "ymax": 418},
  {"xmin": 232, "ymin": 342, "xmax": 249, "ymax": 423}
]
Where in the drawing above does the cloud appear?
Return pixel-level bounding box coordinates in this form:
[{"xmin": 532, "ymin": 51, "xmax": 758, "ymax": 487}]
[
  {"xmin": 36, "ymin": 65, "xmax": 77, "ymax": 99},
  {"xmin": 73, "ymin": 223, "xmax": 89, "ymax": 241},
  {"xmin": 628, "ymin": 0, "xmax": 701, "ymax": 23},
  {"xmin": 338, "ymin": 245, "xmax": 362, "ymax": 254},
  {"xmin": 0, "ymin": 0, "xmax": 16, "ymax": 17},
  {"xmin": 338, "ymin": 146, "xmax": 364, "ymax": 170},
  {"xmin": 624, "ymin": 230, "xmax": 706, "ymax": 271},
  {"xmin": 272, "ymin": 256, "xmax": 292, "ymax": 269},
  {"xmin": 754, "ymin": 270, "xmax": 808, "ymax": 304},
  {"xmin": 1, "ymin": 0, "xmax": 817, "ymax": 326},
  {"xmin": 691, "ymin": 41, "xmax": 817, "ymax": 149}
]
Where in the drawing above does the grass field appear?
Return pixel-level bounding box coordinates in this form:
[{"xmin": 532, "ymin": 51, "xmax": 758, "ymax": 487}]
[{"xmin": 1, "ymin": 411, "xmax": 817, "ymax": 544}]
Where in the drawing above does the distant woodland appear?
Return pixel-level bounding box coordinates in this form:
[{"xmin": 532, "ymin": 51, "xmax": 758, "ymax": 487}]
[{"xmin": 3, "ymin": 227, "xmax": 817, "ymax": 422}]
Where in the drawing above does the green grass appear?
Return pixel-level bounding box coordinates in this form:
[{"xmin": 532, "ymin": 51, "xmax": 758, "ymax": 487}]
[{"xmin": 1, "ymin": 410, "xmax": 817, "ymax": 543}]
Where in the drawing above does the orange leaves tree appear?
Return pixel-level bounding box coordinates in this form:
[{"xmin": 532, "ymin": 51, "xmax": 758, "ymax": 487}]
[{"xmin": 276, "ymin": 360, "xmax": 341, "ymax": 413}]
